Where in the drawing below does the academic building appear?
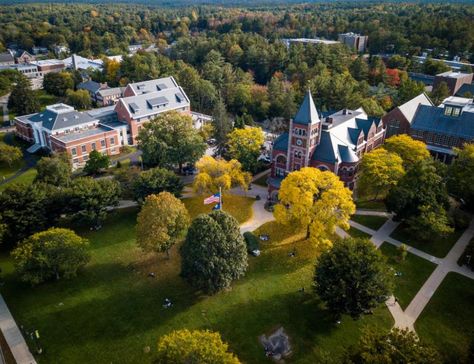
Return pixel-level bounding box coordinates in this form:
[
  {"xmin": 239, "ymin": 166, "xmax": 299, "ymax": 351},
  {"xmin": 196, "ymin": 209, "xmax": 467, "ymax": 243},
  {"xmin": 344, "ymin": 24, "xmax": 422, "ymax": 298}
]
[{"xmin": 268, "ymin": 91, "xmax": 385, "ymax": 200}]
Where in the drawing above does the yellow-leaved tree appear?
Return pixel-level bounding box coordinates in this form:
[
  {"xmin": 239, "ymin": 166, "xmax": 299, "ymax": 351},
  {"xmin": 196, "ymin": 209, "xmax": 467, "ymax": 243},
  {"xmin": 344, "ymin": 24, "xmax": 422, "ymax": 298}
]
[
  {"xmin": 274, "ymin": 167, "xmax": 355, "ymax": 249},
  {"xmin": 136, "ymin": 192, "xmax": 190, "ymax": 258},
  {"xmin": 193, "ymin": 156, "xmax": 252, "ymax": 194},
  {"xmin": 227, "ymin": 126, "xmax": 265, "ymax": 172},
  {"xmin": 384, "ymin": 134, "xmax": 430, "ymax": 168},
  {"xmin": 358, "ymin": 148, "xmax": 405, "ymax": 200}
]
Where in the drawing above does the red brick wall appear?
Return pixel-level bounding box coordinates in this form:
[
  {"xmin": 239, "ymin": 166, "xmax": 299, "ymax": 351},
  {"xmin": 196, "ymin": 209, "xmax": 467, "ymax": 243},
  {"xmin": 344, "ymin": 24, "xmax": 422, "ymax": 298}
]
[
  {"xmin": 382, "ymin": 107, "xmax": 410, "ymax": 137},
  {"xmin": 14, "ymin": 120, "xmax": 34, "ymax": 142}
]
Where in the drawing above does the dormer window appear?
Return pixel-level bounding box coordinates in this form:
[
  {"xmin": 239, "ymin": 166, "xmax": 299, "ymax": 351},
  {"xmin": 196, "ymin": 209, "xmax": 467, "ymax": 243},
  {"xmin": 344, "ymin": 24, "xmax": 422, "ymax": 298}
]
[
  {"xmin": 452, "ymin": 107, "xmax": 461, "ymax": 117},
  {"xmin": 444, "ymin": 105, "xmax": 462, "ymax": 117}
]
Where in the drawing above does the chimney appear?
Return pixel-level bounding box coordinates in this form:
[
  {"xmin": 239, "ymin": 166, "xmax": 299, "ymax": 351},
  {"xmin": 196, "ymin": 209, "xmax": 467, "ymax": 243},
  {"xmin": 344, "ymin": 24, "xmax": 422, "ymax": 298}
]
[
  {"xmin": 325, "ymin": 117, "xmax": 333, "ymax": 124},
  {"xmin": 342, "ymin": 109, "xmax": 347, "ymax": 115}
]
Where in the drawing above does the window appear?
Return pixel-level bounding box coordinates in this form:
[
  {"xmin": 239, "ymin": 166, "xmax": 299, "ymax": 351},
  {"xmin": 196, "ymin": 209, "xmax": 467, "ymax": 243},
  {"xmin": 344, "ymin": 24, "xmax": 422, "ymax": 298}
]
[
  {"xmin": 81, "ymin": 145, "xmax": 86, "ymax": 153},
  {"xmin": 110, "ymin": 137, "xmax": 115, "ymax": 145},
  {"xmin": 71, "ymin": 147, "xmax": 77, "ymax": 156},
  {"xmin": 452, "ymin": 107, "xmax": 461, "ymax": 117},
  {"xmin": 444, "ymin": 106, "xmax": 453, "ymax": 116},
  {"xmin": 100, "ymin": 139, "xmax": 106, "ymax": 148},
  {"xmin": 91, "ymin": 142, "xmax": 96, "ymax": 150},
  {"xmin": 276, "ymin": 155, "xmax": 286, "ymax": 164},
  {"xmin": 276, "ymin": 167, "xmax": 285, "ymax": 177}
]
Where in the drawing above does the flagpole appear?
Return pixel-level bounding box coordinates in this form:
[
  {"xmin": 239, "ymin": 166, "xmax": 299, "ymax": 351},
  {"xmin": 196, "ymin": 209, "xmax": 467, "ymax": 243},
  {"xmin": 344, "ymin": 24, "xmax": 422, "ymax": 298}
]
[{"xmin": 219, "ymin": 186, "xmax": 222, "ymax": 210}]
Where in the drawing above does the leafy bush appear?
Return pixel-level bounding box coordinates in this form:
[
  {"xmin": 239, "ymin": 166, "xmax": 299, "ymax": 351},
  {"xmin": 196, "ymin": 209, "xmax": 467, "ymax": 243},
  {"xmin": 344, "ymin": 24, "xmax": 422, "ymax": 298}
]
[{"xmin": 243, "ymin": 231, "xmax": 259, "ymax": 253}]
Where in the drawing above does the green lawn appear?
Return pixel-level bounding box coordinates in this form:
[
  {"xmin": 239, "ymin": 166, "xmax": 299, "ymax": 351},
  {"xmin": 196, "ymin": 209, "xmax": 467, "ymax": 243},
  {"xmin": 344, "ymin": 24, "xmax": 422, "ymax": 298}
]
[
  {"xmin": 354, "ymin": 199, "xmax": 386, "ymax": 211},
  {"xmin": 253, "ymin": 220, "xmax": 305, "ymax": 246},
  {"xmin": 379, "ymin": 242, "xmax": 436, "ymax": 309},
  {"xmin": 0, "ymin": 132, "xmax": 27, "ymax": 179},
  {"xmin": 416, "ymin": 272, "xmax": 474, "ymax": 363},
  {"xmin": 182, "ymin": 194, "xmax": 254, "ymax": 224},
  {"xmin": 0, "ymin": 168, "xmax": 37, "ymax": 192},
  {"xmin": 350, "ymin": 215, "xmax": 388, "ymax": 231},
  {"xmin": 36, "ymin": 90, "xmax": 60, "ymax": 110},
  {"xmin": 0, "ymin": 208, "xmax": 393, "ymax": 363},
  {"xmin": 390, "ymin": 224, "xmax": 464, "ymax": 258},
  {"xmin": 348, "ymin": 226, "xmax": 372, "ymax": 239}
]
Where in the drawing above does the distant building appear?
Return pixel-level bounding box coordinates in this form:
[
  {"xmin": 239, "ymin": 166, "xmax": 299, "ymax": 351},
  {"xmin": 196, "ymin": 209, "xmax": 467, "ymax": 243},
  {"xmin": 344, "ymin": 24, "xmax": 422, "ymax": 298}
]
[
  {"xmin": 413, "ymin": 56, "xmax": 474, "ymax": 72},
  {"xmin": 53, "ymin": 45, "xmax": 69, "ymax": 57},
  {"xmin": 0, "ymin": 52, "xmax": 15, "ymax": 66},
  {"xmin": 31, "ymin": 46, "xmax": 48, "ymax": 55},
  {"xmin": 409, "ymin": 96, "xmax": 474, "ymax": 163},
  {"xmin": 382, "ymin": 93, "xmax": 434, "ymax": 137},
  {"xmin": 16, "ymin": 51, "xmax": 36, "ymax": 64},
  {"xmin": 282, "ymin": 38, "xmax": 340, "ymax": 48},
  {"xmin": 433, "ymin": 71, "xmax": 473, "ymax": 96},
  {"xmin": 338, "ymin": 33, "xmax": 368, "ymax": 53},
  {"xmin": 0, "ymin": 64, "xmax": 44, "ymax": 90},
  {"xmin": 268, "ymin": 91, "xmax": 385, "ymax": 198},
  {"xmin": 64, "ymin": 54, "xmax": 104, "ymax": 72},
  {"xmin": 77, "ymin": 80, "xmax": 109, "ymax": 103},
  {"xmin": 96, "ymin": 87, "xmax": 124, "ymax": 106},
  {"xmin": 30, "ymin": 59, "xmax": 65, "ymax": 74}
]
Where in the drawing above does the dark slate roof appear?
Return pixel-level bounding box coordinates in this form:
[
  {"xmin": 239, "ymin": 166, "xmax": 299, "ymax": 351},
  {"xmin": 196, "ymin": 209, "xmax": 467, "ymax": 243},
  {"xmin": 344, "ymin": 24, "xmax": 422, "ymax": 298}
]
[
  {"xmin": 29, "ymin": 106, "xmax": 96, "ymax": 131},
  {"xmin": 293, "ymin": 90, "xmax": 320, "ymax": 125},
  {"xmin": 0, "ymin": 52, "xmax": 14, "ymax": 63},
  {"xmin": 338, "ymin": 144, "xmax": 358, "ymax": 163},
  {"xmin": 78, "ymin": 80, "xmax": 102, "ymax": 94},
  {"xmin": 411, "ymin": 104, "xmax": 474, "ymax": 139},
  {"xmin": 456, "ymin": 83, "xmax": 474, "ymax": 97},
  {"xmin": 312, "ymin": 132, "xmax": 337, "ymax": 163},
  {"xmin": 347, "ymin": 127, "xmax": 361, "ymax": 144},
  {"xmin": 267, "ymin": 177, "xmax": 283, "ymax": 189},
  {"xmin": 273, "ymin": 133, "xmax": 289, "ymax": 151}
]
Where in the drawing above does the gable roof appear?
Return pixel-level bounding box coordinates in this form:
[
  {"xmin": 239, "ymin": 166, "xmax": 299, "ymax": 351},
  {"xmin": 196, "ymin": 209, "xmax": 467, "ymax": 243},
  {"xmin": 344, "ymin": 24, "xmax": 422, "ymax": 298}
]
[
  {"xmin": 411, "ymin": 104, "xmax": 474, "ymax": 139},
  {"xmin": 456, "ymin": 83, "xmax": 474, "ymax": 97},
  {"xmin": 398, "ymin": 93, "xmax": 433, "ymax": 124},
  {"xmin": 293, "ymin": 90, "xmax": 320, "ymax": 125},
  {"xmin": 127, "ymin": 76, "xmax": 178, "ymax": 96},
  {"xmin": 273, "ymin": 133, "xmax": 289, "ymax": 152},
  {"xmin": 0, "ymin": 52, "xmax": 14, "ymax": 63},
  {"xmin": 78, "ymin": 80, "xmax": 103, "ymax": 94}
]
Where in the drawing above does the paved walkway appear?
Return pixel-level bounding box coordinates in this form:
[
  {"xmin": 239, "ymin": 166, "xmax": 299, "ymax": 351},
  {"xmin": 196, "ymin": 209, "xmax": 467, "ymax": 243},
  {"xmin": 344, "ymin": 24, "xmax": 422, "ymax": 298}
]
[
  {"xmin": 346, "ymin": 210, "xmax": 474, "ymax": 331},
  {"xmin": 0, "ymin": 296, "xmax": 36, "ymax": 364}
]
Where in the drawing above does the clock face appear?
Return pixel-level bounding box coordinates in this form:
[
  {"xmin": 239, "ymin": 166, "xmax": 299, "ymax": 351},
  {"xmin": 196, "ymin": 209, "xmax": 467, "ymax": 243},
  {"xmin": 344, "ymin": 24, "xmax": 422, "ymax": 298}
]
[{"xmin": 296, "ymin": 139, "xmax": 303, "ymax": 146}]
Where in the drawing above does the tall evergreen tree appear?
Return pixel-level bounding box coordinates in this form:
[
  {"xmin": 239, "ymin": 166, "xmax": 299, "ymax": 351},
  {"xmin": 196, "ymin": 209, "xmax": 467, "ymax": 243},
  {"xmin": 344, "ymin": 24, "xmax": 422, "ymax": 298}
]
[
  {"xmin": 7, "ymin": 77, "xmax": 39, "ymax": 115},
  {"xmin": 211, "ymin": 97, "xmax": 232, "ymax": 155}
]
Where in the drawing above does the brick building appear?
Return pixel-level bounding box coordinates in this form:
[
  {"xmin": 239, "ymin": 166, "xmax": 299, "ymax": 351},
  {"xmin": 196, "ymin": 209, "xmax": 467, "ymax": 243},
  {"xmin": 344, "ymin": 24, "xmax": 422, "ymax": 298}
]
[
  {"xmin": 338, "ymin": 32, "xmax": 368, "ymax": 53},
  {"xmin": 268, "ymin": 91, "xmax": 385, "ymax": 200},
  {"xmin": 433, "ymin": 71, "xmax": 473, "ymax": 96}
]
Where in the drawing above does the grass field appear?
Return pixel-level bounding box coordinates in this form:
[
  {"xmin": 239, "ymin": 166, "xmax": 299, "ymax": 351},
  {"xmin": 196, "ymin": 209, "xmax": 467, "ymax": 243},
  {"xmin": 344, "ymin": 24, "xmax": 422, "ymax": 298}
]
[
  {"xmin": 416, "ymin": 272, "xmax": 474, "ymax": 363},
  {"xmin": 252, "ymin": 172, "xmax": 269, "ymax": 187},
  {"xmin": 0, "ymin": 168, "xmax": 37, "ymax": 192},
  {"xmin": 380, "ymin": 243, "xmax": 436, "ymax": 309},
  {"xmin": 354, "ymin": 198, "xmax": 386, "ymax": 211},
  {"xmin": 390, "ymin": 224, "xmax": 464, "ymax": 258},
  {"xmin": 348, "ymin": 226, "xmax": 372, "ymax": 239},
  {"xmin": 350, "ymin": 215, "xmax": 388, "ymax": 231},
  {"xmin": 182, "ymin": 194, "xmax": 254, "ymax": 223},
  {"xmin": 0, "ymin": 208, "xmax": 393, "ymax": 363}
]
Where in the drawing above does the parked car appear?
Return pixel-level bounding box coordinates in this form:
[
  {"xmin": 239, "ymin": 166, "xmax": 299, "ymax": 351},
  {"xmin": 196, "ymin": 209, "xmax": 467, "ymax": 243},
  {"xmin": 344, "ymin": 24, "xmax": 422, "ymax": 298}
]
[{"xmin": 182, "ymin": 165, "xmax": 197, "ymax": 175}]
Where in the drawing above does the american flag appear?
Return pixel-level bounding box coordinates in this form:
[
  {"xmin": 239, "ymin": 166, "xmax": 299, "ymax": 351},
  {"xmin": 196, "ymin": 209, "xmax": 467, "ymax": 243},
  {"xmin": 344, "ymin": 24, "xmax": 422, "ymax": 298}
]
[{"xmin": 204, "ymin": 193, "xmax": 220, "ymax": 205}]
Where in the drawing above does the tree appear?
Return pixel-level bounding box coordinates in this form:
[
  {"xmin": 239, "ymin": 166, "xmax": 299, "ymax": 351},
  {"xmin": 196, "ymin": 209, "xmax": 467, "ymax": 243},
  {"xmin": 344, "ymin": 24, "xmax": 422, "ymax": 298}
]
[
  {"xmin": 212, "ymin": 97, "xmax": 233, "ymax": 155},
  {"xmin": 274, "ymin": 167, "xmax": 355, "ymax": 249},
  {"xmin": 386, "ymin": 159, "xmax": 452, "ymax": 239},
  {"xmin": 227, "ymin": 126, "xmax": 264, "ymax": 173},
  {"xmin": 83, "ymin": 150, "xmax": 110, "ymax": 175},
  {"xmin": 0, "ymin": 182, "xmax": 59, "ymax": 245},
  {"xmin": 181, "ymin": 210, "xmax": 248, "ymax": 294},
  {"xmin": 350, "ymin": 56, "xmax": 369, "ymax": 81},
  {"xmin": 345, "ymin": 327, "xmax": 441, "ymax": 364},
  {"xmin": 430, "ymin": 81, "xmax": 450, "ymax": 105},
  {"xmin": 133, "ymin": 167, "xmax": 183, "ymax": 203},
  {"xmin": 11, "ymin": 228, "xmax": 90, "ymax": 285},
  {"xmin": 314, "ymin": 237, "xmax": 393, "ymax": 319},
  {"xmin": 397, "ymin": 79, "xmax": 426, "ymax": 105},
  {"xmin": 423, "ymin": 58, "xmax": 450, "ymax": 76},
  {"xmin": 137, "ymin": 111, "xmax": 206, "ymax": 172},
  {"xmin": 66, "ymin": 89, "xmax": 91, "ymax": 110},
  {"xmin": 66, "ymin": 177, "xmax": 120, "ymax": 227},
  {"xmin": 0, "ymin": 143, "xmax": 22, "ymax": 167},
  {"xmin": 448, "ymin": 144, "xmax": 474, "ymax": 210},
  {"xmin": 193, "ymin": 156, "xmax": 251, "ymax": 194},
  {"xmin": 156, "ymin": 329, "xmax": 241, "ymax": 364},
  {"xmin": 384, "ymin": 134, "xmax": 430, "ymax": 168},
  {"xmin": 360, "ymin": 98, "xmax": 385, "ymax": 118},
  {"xmin": 43, "ymin": 71, "xmax": 74, "ymax": 96},
  {"xmin": 35, "ymin": 153, "xmax": 71, "ymax": 186},
  {"xmin": 358, "ymin": 148, "xmax": 405, "ymax": 200},
  {"xmin": 7, "ymin": 77, "xmax": 39, "ymax": 115},
  {"xmin": 136, "ymin": 192, "xmax": 189, "ymax": 258}
]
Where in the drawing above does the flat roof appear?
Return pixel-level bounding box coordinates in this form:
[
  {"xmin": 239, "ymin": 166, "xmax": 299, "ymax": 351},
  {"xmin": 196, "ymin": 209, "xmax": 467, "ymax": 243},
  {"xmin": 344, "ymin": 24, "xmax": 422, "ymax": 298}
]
[{"xmin": 52, "ymin": 125, "xmax": 114, "ymax": 143}]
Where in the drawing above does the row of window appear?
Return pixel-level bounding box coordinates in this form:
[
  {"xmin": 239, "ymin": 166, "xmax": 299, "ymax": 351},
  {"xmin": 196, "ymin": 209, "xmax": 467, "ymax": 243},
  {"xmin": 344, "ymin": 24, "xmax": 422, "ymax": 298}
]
[
  {"xmin": 71, "ymin": 137, "xmax": 116, "ymax": 156},
  {"xmin": 72, "ymin": 148, "xmax": 117, "ymax": 164},
  {"xmin": 411, "ymin": 130, "xmax": 460, "ymax": 147}
]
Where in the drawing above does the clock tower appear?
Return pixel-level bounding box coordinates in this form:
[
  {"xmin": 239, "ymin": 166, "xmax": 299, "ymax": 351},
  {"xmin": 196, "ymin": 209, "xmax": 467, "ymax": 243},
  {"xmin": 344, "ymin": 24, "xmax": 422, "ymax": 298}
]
[{"xmin": 286, "ymin": 90, "xmax": 321, "ymax": 172}]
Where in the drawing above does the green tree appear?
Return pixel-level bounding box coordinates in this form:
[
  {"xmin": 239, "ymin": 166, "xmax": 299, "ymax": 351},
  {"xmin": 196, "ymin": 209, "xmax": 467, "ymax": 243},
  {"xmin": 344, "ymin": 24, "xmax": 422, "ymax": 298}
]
[
  {"xmin": 227, "ymin": 126, "xmax": 264, "ymax": 173},
  {"xmin": 136, "ymin": 192, "xmax": 189, "ymax": 258},
  {"xmin": 314, "ymin": 237, "xmax": 393, "ymax": 319},
  {"xmin": 66, "ymin": 89, "xmax": 91, "ymax": 110},
  {"xmin": 423, "ymin": 58, "xmax": 450, "ymax": 75},
  {"xmin": 448, "ymin": 144, "xmax": 474, "ymax": 210},
  {"xmin": 7, "ymin": 77, "xmax": 39, "ymax": 115},
  {"xmin": 12, "ymin": 228, "xmax": 90, "ymax": 285},
  {"xmin": 181, "ymin": 210, "xmax": 248, "ymax": 294},
  {"xmin": 138, "ymin": 111, "xmax": 206, "ymax": 172},
  {"xmin": 358, "ymin": 148, "xmax": 405, "ymax": 200},
  {"xmin": 406, "ymin": 204, "xmax": 453, "ymax": 241},
  {"xmin": 83, "ymin": 150, "xmax": 110, "ymax": 175},
  {"xmin": 43, "ymin": 71, "xmax": 74, "ymax": 96},
  {"xmin": 35, "ymin": 153, "xmax": 71, "ymax": 186},
  {"xmin": 212, "ymin": 97, "xmax": 232, "ymax": 155},
  {"xmin": 350, "ymin": 56, "xmax": 369, "ymax": 81},
  {"xmin": 0, "ymin": 143, "xmax": 22, "ymax": 167},
  {"xmin": 156, "ymin": 329, "xmax": 241, "ymax": 364},
  {"xmin": 397, "ymin": 79, "xmax": 426, "ymax": 105},
  {"xmin": 133, "ymin": 167, "xmax": 183, "ymax": 203},
  {"xmin": 66, "ymin": 177, "xmax": 120, "ymax": 227},
  {"xmin": 345, "ymin": 327, "xmax": 441, "ymax": 364},
  {"xmin": 430, "ymin": 81, "xmax": 450, "ymax": 105}
]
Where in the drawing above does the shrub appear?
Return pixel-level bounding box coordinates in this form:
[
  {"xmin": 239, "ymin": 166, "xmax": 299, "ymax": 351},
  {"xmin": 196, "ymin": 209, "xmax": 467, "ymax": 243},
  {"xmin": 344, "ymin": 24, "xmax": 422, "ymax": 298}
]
[{"xmin": 243, "ymin": 231, "xmax": 259, "ymax": 253}]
